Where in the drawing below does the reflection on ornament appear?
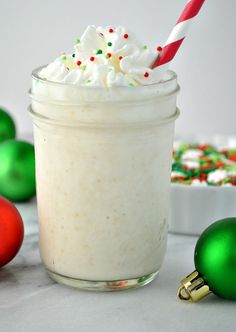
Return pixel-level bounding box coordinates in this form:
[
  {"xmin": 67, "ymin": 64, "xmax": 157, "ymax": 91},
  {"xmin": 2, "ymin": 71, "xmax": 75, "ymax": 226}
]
[
  {"xmin": 178, "ymin": 218, "xmax": 236, "ymax": 302},
  {"xmin": 0, "ymin": 140, "xmax": 36, "ymax": 201}
]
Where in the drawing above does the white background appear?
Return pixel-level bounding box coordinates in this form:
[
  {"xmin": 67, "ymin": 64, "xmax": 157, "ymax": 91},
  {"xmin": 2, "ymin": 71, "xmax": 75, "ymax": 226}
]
[{"xmin": 1, "ymin": 0, "xmax": 235, "ymax": 138}]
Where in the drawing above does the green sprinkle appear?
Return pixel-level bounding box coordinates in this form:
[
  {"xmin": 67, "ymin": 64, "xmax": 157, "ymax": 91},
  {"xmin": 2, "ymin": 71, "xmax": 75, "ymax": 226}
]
[
  {"xmin": 108, "ymin": 68, "xmax": 113, "ymax": 72},
  {"xmin": 86, "ymin": 79, "xmax": 92, "ymax": 83},
  {"xmin": 107, "ymin": 42, "xmax": 112, "ymax": 47},
  {"xmin": 75, "ymin": 38, "xmax": 80, "ymax": 44},
  {"xmin": 96, "ymin": 49, "xmax": 103, "ymax": 54},
  {"xmin": 128, "ymin": 83, "xmax": 135, "ymax": 87},
  {"xmin": 81, "ymin": 65, "xmax": 87, "ymax": 71},
  {"xmin": 61, "ymin": 55, "xmax": 67, "ymax": 61},
  {"xmin": 143, "ymin": 45, "xmax": 148, "ymax": 50}
]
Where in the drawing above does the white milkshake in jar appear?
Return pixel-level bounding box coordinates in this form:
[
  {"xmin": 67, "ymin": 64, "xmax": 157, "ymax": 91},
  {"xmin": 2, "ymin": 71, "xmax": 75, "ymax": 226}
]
[{"xmin": 29, "ymin": 25, "xmax": 180, "ymax": 290}]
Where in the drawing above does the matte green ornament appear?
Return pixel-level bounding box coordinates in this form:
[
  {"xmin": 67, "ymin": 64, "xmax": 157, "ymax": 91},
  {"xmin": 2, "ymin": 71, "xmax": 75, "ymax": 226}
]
[
  {"xmin": 0, "ymin": 107, "xmax": 16, "ymax": 143},
  {"xmin": 0, "ymin": 140, "xmax": 36, "ymax": 201},
  {"xmin": 178, "ymin": 218, "xmax": 236, "ymax": 302}
]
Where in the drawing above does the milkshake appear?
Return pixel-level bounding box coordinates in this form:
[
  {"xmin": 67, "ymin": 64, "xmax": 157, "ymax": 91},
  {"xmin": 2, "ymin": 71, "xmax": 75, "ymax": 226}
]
[{"xmin": 29, "ymin": 25, "xmax": 180, "ymax": 290}]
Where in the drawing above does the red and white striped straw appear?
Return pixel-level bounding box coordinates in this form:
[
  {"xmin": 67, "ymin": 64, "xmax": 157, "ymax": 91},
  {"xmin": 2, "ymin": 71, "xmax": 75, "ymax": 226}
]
[{"xmin": 151, "ymin": 0, "xmax": 205, "ymax": 70}]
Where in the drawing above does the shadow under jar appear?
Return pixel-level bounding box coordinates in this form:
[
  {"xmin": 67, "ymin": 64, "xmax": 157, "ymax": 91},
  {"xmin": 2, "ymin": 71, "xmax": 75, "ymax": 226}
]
[{"xmin": 29, "ymin": 68, "xmax": 180, "ymax": 291}]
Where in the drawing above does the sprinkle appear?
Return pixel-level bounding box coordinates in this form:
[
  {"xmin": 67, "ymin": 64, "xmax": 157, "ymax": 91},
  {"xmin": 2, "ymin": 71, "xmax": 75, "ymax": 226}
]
[
  {"xmin": 118, "ymin": 56, "xmax": 123, "ymax": 60},
  {"xmin": 128, "ymin": 83, "xmax": 135, "ymax": 87},
  {"xmin": 96, "ymin": 49, "xmax": 103, "ymax": 54},
  {"xmin": 144, "ymin": 72, "xmax": 149, "ymax": 78},
  {"xmin": 72, "ymin": 53, "xmax": 75, "ymax": 58},
  {"xmin": 229, "ymin": 154, "xmax": 236, "ymax": 162},
  {"xmin": 156, "ymin": 46, "xmax": 162, "ymax": 52},
  {"xmin": 75, "ymin": 38, "xmax": 80, "ymax": 44},
  {"xmin": 143, "ymin": 45, "xmax": 148, "ymax": 50},
  {"xmin": 81, "ymin": 65, "xmax": 87, "ymax": 71},
  {"xmin": 62, "ymin": 55, "xmax": 67, "ymax": 61},
  {"xmin": 86, "ymin": 79, "xmax": 92, "ymax": 83},
  {"xmin": 123, "ymin": 33, "xmax": 129, "ymax": 39},
  {"xmin": 107, "ymin": 42, "xmax": 112, "ymax": 47},
  {"xmin": 100, "ymin": 32, "xmax": 104, "ymax": 37},
  {"xmin": 76, "ymin": 60, "xmax": 82, "ymax": 66},
  {"xmin": 108, "ymin": 28, "xmax": 114, "ymax": 33},
  {"xmin": 106, "ymin": 53, "xmax": 112, "ymax": 58},
  {"xmin": 90, "ymin": 56, "xmax": 95, "ymax": 62}
]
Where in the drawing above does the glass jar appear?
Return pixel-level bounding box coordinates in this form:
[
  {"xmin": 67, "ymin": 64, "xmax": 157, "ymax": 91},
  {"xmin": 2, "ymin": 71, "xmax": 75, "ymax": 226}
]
[{"xmin": 29, "ymin": 68, "xmax": 180, "ymax": 290}]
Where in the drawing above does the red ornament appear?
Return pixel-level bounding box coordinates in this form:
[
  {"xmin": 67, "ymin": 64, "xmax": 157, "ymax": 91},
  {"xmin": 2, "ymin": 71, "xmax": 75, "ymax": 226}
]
[
  {"xmin": 108, "ymin": 28, "xmax": 114, "ymax": 33},
  {"xmin": 107, "ymin": 53, "xmax": 112, "ymax": 58},
  {"xmin": 90, "ymin": 56, "xmax": 95, "ymax": 62},
  {"xmin": 123, "ymin": 33, "xmax": 129, "ymax": 39},
  {"xmin": 77, "ymin": 60, "xmax": 82, "ymax": 66},
  {"xmin": 144, "ymin": 72, "xmax": 149, "ymax": 78},
  {"xmin": 0, "ymin": 196, "xmax": 24, "ymax": 267},
  {"xmin": 118, "ymin": 56, "xmax": 123, "ymax": 60},
  {"xmin": 156, "ymin": 46, "xmax": 163, "ymax": 52}
]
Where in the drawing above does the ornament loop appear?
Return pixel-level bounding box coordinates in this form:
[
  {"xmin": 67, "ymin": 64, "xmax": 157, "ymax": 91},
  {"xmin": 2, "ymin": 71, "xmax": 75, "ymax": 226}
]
[{"xmin": 177, "ymin": 270, "xmax": 211, "ymax": 302}]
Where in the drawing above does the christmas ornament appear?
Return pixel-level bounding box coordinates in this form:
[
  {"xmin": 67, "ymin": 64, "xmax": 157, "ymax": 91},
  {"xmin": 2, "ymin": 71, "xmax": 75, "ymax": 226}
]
[
  {"xmin": 0, "ymin": 107, "xmax": 16, "ymax": 143},
  {"xmin": 0, "ymin": 140, "xmax": 36, "ymax": 201},
  {"xmin": 0, "ymin": 196, "xmax": 24, "ymax": 267},
  {"xmin": 178, "ymin": 218, "xmax": 236, "ymax": 302}
]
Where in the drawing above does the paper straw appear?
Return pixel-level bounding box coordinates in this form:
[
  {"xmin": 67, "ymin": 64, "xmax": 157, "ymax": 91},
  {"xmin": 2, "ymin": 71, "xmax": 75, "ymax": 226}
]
[{"xmin": 151, "ymin": 0, "xmax": 205, "ymax": 70}]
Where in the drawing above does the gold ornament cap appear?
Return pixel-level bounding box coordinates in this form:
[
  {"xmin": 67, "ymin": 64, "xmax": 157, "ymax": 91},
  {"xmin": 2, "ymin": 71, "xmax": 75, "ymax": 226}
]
[{"xmin": 177, "ymin": 270, "xmax": 211, "ymax": 302}]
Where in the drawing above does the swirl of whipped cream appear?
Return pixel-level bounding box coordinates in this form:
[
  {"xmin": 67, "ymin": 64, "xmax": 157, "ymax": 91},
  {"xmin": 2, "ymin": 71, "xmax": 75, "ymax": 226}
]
[{"xmin": 39, "ymin": 25, "xmax": 163, "ymax": 87}]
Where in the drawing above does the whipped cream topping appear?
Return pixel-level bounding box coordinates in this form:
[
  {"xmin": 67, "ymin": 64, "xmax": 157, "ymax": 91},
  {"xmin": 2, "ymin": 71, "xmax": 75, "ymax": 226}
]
[{"xmin": 39, "ymin": 25, "xmax": 162, "ymax": 87}]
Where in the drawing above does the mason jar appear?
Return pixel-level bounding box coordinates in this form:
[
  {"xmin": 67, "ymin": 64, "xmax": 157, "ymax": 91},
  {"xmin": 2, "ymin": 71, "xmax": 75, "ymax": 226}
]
[{"xmin": 29, "ymin": 68, "xmax": 180, "ymax": 290}]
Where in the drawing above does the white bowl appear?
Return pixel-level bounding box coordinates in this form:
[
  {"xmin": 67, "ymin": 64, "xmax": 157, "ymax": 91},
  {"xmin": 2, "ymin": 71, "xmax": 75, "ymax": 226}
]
[
  {"xmin": 170, "ymin": 184, "xmax": 236, "ymax": 235},
  {"xmin": 169, "ymin": 134, "xmax": 236, "ymax": 235}
]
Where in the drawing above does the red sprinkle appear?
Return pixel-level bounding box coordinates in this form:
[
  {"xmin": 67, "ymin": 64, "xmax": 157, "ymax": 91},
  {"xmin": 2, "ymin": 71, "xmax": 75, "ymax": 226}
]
[
  {"xmin": 200, "ymin": 173, "xmax": 207, "ymax": 181},
  {"xmin": 221, "ymin": 149, "xmax": 228, "ymax": 155},
  {"xmin": 107, "ymin": 53, "xmax": 112, "ymax": 58},
  {"xmin": 156, "ymin": 46, "xmax": 162, "ymax": 52},
  {"xmin": 229, "ymin": 154, "xmax": 236, "ymax": 162},
  {"xmin": 108, "ymin": 28, "xmax": 114, "ymax": 33},
  {"xmin": 76, "ymin": 60, "xmax": 82, "ymax": 66},
  {"xmin": 198, "ymin": 144, "xmax": 209, "ymax": 151},
  {"xmin": 123, "ymin": 33, "xmax": 129, "ymax": 39},
  {"xmin": 144, "ymin": 72, "xmax": 149, "ymax": 78},
  {"xmin": 90, "ymin": 56, "xmax": 95, "ymax": 62},
  {"xmin": 216, "ymin": 162, "xmax": 225, "ymax": 168},
  {"xmin": 118, "ymin": 56, "xmax": 123, "ymax": 60}
]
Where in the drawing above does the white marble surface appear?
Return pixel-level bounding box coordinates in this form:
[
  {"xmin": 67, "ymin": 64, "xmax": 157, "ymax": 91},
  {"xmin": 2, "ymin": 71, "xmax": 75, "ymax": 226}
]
[{"xmin": 0, "ymin": 200, "xmax": 235, "ymax": 332}]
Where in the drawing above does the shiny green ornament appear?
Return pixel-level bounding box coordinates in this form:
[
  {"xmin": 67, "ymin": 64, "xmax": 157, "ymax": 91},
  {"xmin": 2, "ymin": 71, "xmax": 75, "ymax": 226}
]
[
  {"xmin": 178, "ymin": 218, "xmax": 236, "ymax": 302},
  {"xmin": 0, "ymin": 107, "xmax": 16, "ymax": 143},
  {"xmin": 0, "ymin": 140, "xmax": 36, "ymax": 201}
]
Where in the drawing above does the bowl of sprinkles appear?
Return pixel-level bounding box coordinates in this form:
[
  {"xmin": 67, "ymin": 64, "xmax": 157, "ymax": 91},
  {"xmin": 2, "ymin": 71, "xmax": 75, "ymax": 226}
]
[{"xmin": 169, "ymin": 137, "xmax": 236, "ymax": 235}]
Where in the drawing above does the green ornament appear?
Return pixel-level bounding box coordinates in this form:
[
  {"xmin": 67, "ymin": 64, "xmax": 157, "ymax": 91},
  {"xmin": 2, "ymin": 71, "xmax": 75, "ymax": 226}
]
[
  {"xmin": 178, "ymin": 218, "xmax": 236, "ymax": 302},
  {"xmin": 0, "ymin": 140, "xmax": 36, "ymax": 201},
  {"xmin": 0, "ymin": 107, "xmax": 16, "ymax": 143}
]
